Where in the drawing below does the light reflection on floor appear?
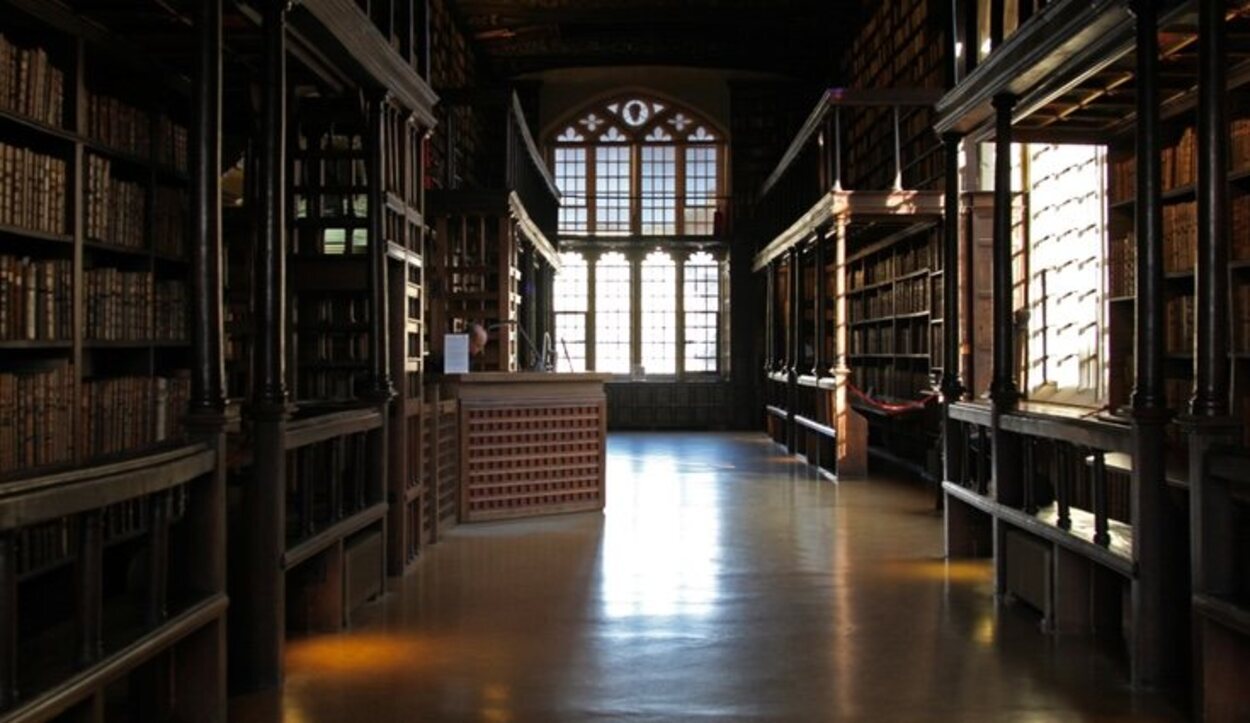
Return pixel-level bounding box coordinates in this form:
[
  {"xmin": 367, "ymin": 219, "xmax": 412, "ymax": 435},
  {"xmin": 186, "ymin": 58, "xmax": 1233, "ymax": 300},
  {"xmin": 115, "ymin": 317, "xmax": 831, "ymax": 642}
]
[{"xmin": 231, "ymin": 432, "xmax": 1183, "ymax": 722}]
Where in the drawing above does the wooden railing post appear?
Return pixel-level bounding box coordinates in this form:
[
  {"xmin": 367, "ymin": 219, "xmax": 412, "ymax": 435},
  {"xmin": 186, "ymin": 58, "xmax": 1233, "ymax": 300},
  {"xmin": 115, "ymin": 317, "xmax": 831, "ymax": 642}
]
[
  {"xmin": 77, "ymin": 510, "xmax": 103, "ymax": 667},
  {"xmin": 146, "ymin": 491, "xmax": 171, "ymax": 627},
  {"xmin": 1022, "ymin": 438, "xmax": 1037, "ymax": 515},
  {"xmin": 1054, "ymin": 441, "xmax": 1072, "ymax": 530},
  {"xmin": 1090, "ymin": 450, "xmax": 1110, "ymax": 546}
]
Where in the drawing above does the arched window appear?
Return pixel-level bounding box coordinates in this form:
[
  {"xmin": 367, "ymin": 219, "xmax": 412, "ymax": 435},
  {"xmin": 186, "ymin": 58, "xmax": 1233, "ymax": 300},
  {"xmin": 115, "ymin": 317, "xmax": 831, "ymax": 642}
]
[{"xmin": 550, "ymin": 95, "xmax": 725, "ymax": 237}]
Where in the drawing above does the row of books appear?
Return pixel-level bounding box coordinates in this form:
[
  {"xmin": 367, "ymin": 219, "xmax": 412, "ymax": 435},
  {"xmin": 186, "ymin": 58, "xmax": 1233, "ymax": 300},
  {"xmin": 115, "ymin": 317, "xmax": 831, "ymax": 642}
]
[
  {"xmin": 85, "ymin": 95, "xmax": 187, "ymax": 172},
  {"xmin": 851, "ymin": 365, "xmax": 933, "ymax": 401},
  {"xmin": 1233, "ymin": 194, "xmax": 1250, "ymax": 262},
  {"xmin": 1163, "ymin": 202, "xmax": 1197, "ymax": 273},
  {"xmin": 85, "ymin": 154, "xmax": 144, "ymax": 248},
  {"xmin": 15, "ymin": 517, "xmax": 74, "ymax": 577},
  {"xmin": 849, "ymin": 290, "xmax": 895, "ymax": 322},
  {"xmin": 155, "ymin": 115, "xmax": 188, "ymax": 174},
  {"xmin": 1162, "ymin": 128, "xmax": 1197, "ymax": 194},
  {"xmin": 1165, "ymin": 293, "xmax": 1196, "ymax": 355},
  {"xmin": 85, "ymin": 268, "xmax": 188, "ymax": 341},
  {"xmin": 297, "ymin": 296, "xmax": 371, "ymax": 326},
  {"xmin": 895, "ymin": 277, "xmax": 928, "ymax": 315},
  {"xmin": 153, "ymin": 186, "xmax": 188, "ymax": 257},
  {"xmin": 1108, "ymin": 130, "xmax": 1198, "ymax": 203},
  {"xmin": 86, "ymin": 91, "xmax": 149, "ymax": 159},
  {"xmin": 850, "ymin": 324, "xmax": 931, "ymax": 356},
  {"xmin": 0, "ymin": 36, "xmax": 65, "ymax": 128},
  {"xmin": 299, "ymin": 369, "xmax": 366, "ymax": 401},
  {"xmin": 0, "ymin": 142, "xmax": 67, "ymax": 235},
  {"xmin": 12, "ymin": 483, "xmax": 190, "ymax": 578},
  {"xmin": 0, "ymin": 255, "xmax": 71, "ymax": 341},
  {"xmin": 895, "ymin": 238, "xmax": 931, "ymax": 277},
  {"xmin": 0, "ymin": 363, "xmax": 74, "ymax": 473},
  {"xmin": 82, "ymin": 372, "xmax": 190, "ymax": 460},
  {"xmin": 1109, "ymin": 120, "xmax": 1250, "ymax": 203},
  {"xmin": 299, "ymin": 330, "xmax": 369, "ymax": 364},
  {"xmin": 895, "ymin": 322, "xmax": 929, "ymax": 356},
  {"xmin": 851, "ymin": 326, "xmax": 893, "ymax": 355},
  {"xmin": 1108, "ymin": 234, "xmax": 1136, "ymax": 298}
]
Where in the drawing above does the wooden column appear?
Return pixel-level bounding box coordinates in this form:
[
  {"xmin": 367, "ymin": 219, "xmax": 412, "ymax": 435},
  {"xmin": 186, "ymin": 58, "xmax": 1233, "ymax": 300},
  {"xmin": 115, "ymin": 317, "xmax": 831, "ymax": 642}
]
[
  {"xmin": 833, "ymin": 213, "xmax": 867, "ymax": 476},
  {"xmin": 191, "ymin": 0, "xmax": 225, "ymax": 416},
  {"xmin": 1129, "ymin": 0, "xmax": 1173, "ymax": 689},
  {"xmin": 787, "ymin": 246, "xmax": 800, "ymax": 452},
  {"xmin": 813, "ymin": 229, "xmax": 828, "ymax": 377},
  {"xmin": 367, "ymin": 92, "xmax": 394, "ymax": 399},
  {"xmin": 765, "ymin": 260, "xmax": 775, "ymax": 373},
  {"xmin": 1192, "ymin": 0, "xmax": 1231, "ymax": 420},
  {"xmin": 181, "ymin": 3, "xmax": 228, "ymax": 714},
  {"xmin": 941, "ymin": 133, "xmax": 965, "ymax": 484},
  {"xmin": 988, "ymin": 94, "xmax": 1022, "ymax": 598},
  {"xmin": 239, "ymin": 0, "xmax": 290, "ymax": 691},
  {"xmin": 989, "ymin": 94, "xmax": 1019, "ymax": 409},
  {"xmin": 1187, "ymin": 0, "xmax": 1243, "ymax": 704}
]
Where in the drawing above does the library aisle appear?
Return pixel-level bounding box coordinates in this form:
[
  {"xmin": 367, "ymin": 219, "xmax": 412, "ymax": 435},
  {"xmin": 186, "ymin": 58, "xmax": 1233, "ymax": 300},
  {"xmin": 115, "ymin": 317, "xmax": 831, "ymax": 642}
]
[{"xmin": 230, "ymin": 434, "xmax": 1180, "ymax": 722}]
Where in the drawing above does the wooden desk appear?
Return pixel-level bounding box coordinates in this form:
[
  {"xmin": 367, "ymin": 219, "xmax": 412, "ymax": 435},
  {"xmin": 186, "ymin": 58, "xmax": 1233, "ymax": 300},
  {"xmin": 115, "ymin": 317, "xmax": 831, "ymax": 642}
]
[{"xmin": 442, "ymin": 373, "xmax": 610, "ymax": 522}]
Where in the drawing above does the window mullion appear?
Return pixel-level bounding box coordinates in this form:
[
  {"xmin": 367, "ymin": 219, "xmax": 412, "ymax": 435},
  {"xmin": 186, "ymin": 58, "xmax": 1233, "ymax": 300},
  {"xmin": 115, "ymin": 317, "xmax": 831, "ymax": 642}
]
[
  {"xmin": 676, "ymin": 144, "xmax": 687, "ymax": 237},
  {"xmin": 630, "ymin": 248, "xmax": 644, "ymax": 375},
  {"xmin": 586, "ymin": 248, "xmax": 598, "ymax": 371},
  {"xmin": 631, "ymin": 143, "xmax": 642, "ymax": 236},
  {"xmin": 587, "ymin": 144, "xmax": 597, "ymax": 237}
]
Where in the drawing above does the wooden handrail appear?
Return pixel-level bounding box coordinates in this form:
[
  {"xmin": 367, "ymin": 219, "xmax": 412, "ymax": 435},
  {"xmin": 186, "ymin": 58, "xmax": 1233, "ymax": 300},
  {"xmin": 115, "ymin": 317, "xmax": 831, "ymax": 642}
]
[
  {"xmin": 759, "ymin": 87, "xmax": 945, "ymax": 200},
  {"xmin": 510, "ymin": 93, "xmax": 561, "ymax": 202},
  {"xmin": 0, "ymin": 445, "xmax": 214, "ymax": 529},
  {"xmin": 285, "ymin": 408, "xmax": 384, "ymax": 451}
]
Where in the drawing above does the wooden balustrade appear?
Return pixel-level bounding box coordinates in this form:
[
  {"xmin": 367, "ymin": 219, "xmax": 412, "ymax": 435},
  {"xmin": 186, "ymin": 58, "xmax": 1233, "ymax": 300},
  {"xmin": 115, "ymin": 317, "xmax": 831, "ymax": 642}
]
[
  {"xmin": 1194, "ymin": 446, "xmax": 1250, "ymax": 719},
  {"xmin": 0, "ymin": 446, "xmax": 225, "ymax": 721},
  {"xmin": 947, "ymin": 402, "xmax": 1133, "ymax": 560}
]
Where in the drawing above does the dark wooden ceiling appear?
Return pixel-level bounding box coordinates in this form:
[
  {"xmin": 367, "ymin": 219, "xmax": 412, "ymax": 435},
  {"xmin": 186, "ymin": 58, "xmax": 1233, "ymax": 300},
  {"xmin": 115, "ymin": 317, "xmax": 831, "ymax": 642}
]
[{"xmin": 449, "ymin": 0, "xmax": 864, "ymax": 80}]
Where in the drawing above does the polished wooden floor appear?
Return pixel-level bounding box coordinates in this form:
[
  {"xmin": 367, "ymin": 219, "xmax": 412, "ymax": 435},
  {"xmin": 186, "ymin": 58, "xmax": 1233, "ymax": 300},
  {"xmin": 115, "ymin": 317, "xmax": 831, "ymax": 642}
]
[{"xmin": 231, "ymin": 432, "xmax": 1182, "ymax": 722}]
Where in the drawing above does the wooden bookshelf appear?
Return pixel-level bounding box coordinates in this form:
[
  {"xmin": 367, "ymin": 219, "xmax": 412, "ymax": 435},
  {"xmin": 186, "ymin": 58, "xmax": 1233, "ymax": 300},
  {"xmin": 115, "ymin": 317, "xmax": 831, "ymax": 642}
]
[
  {"xmin": 1105, "ymin": 111, "xmax": 1250, "ymax": 443},
  {"xmin": 0, "ymin": 1, "xmax": 227, "ymax": 719},
  {"xmin": 847, "ymin": 225, "xmax": 942, "ymax": 400},
  {"xmin": 0, "ymin": 4, "xmax": 193, "ymax": 481}
]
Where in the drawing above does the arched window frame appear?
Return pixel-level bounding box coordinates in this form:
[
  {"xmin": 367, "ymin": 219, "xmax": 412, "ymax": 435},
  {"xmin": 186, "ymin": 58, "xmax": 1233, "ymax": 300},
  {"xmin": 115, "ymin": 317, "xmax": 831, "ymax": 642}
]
[{"xmin": 548, "ymin": 94, "xmax": 727, "ymax": 238}]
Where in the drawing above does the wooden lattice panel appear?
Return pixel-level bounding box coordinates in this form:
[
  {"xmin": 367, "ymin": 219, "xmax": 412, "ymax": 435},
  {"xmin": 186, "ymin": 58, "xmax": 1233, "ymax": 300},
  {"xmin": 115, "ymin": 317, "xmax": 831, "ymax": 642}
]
[
  {"xmin": 461, "ymin": 403, "xmax": 605, "ymax": 522},
  {"xmin": 436, "ymin": 400, "xmax": 459, "ymax": 526}
]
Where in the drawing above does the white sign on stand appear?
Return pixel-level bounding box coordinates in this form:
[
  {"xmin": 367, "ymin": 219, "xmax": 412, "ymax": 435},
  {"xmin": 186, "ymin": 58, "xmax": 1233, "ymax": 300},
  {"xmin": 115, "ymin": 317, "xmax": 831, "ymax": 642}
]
[{"xmin": 444, "ymin": 333, "xmax": 470, "ymax": 374}]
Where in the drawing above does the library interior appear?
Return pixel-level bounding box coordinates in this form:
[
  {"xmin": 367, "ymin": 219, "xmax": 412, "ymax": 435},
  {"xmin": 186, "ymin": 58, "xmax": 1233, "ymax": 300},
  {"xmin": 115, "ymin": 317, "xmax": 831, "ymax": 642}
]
[{"xmin": 0, "ymin": 0, "xmax": 1248, "ymax": 720}]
